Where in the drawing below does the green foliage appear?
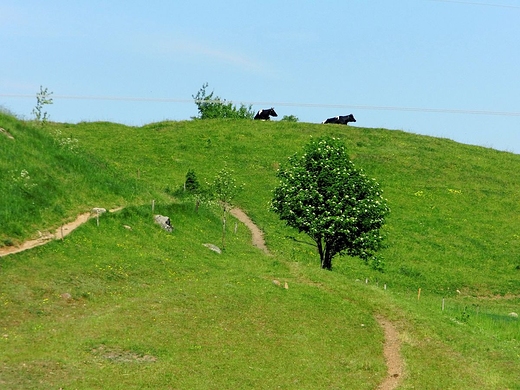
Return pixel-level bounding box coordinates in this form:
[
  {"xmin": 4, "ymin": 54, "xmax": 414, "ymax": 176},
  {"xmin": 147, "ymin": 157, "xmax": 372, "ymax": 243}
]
[
  {"xmin": 52, "ymin": 128, "xmax": 79, "ymax": 153},
  {"xmin": 210, "ymin": 166, "xmax": 244, "ymax": 249},
  {"xmin": 179, "ymin": 169, "xmax": 210, "ymax": 212},
  {"xmin": 272, "ymin": 136, "xmax": 390, "ymax": 270},
  {"xmin": 210, "ymin": 166, "xmax": 242, "ymax": 207},
  {"xmin": 457, "ymin": 305, "xmax": 471, "ymax": 323},
  {"xmin": 192, "ymin": 82, "xmax": 255, "ymax": 119},
  {"xmin": 280, "ymin": 114, "xmax": 299, "ymax": 122},
  {"xmin": 184, "ymin": 168, "xmax": 200, "ymax": 192},
  {"xmin": 31, "ymin": 85, "xmax": 53, "ymax": 126}
]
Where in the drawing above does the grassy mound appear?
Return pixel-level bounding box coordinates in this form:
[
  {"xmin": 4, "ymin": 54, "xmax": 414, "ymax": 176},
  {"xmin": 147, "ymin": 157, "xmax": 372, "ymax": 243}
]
[{"xmin": 1, "ymin": 113, "xmax": 518, "ymax": 388}]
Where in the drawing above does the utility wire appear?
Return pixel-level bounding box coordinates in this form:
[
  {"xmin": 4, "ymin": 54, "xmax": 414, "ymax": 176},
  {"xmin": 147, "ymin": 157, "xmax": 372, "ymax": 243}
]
[
  {"xmin": 427, "ymin": 0, "xmax": 520, "ymax": 9},
  {"xmin": 2, "ymin": 93, "xmax": 520, "ymax": 117}
]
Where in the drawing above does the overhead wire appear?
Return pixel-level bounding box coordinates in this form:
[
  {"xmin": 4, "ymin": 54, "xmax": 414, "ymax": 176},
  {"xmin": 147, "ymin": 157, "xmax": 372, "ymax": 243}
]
[
  {"xmin": 427, "ymin": 0, "xmax": 520, "ymax": 9},
  {"xmin": 2, "ymin": 93, "xmax": 520, "ymax": 117},
  {"xmin": 2, "ymin": 1, "xmax": 520, "ymax": 119}
]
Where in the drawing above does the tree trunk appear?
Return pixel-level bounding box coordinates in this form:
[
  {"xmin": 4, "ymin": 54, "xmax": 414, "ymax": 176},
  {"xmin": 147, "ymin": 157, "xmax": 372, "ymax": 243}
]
[
  {"xmin": 221, "ymin": 209, "xmax": 227, "ymax": 250},
  {"xmin": 322, "ymin": 250, "xmax": 333, "ymax": 270},
  {"xmin": 316, "ymin": 239, "xmax": 325, "ymax": 268},
  {"xmin": 317, "ymin": 239, "xmax": 333, "ymax": 270}
]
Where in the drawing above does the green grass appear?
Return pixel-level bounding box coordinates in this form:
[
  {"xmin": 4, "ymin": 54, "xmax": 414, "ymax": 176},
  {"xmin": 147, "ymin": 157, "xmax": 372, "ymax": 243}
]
[
  {"xmin": 0, "ymin": 112, "xmax": 146, "ymax": 245},
  {"xmin": 1, "ymin": 112, "xmax": 519, "ymax": 388}
]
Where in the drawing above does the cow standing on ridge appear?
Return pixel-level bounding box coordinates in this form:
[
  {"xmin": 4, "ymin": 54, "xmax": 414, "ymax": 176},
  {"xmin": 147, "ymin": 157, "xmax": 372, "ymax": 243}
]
[
  {"xmin": 254, "ymin": 108, "xmax": 278, "ymax": 120},
  {"xmin": 322, "ymin": 114, "xmax": 356, "ymax": 125}
]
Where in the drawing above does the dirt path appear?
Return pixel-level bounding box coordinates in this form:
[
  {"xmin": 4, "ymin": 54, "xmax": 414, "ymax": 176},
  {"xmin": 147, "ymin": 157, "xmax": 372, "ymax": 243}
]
[
  {"xmin": 0, "ymin": 212, "xmax": 92, "ymax": 257},
  {"xmin": 230, "ymin": 207, "xmax": 270, "ymax": 254},
  {"xmin": 229, "ymin": 210, "xmax": 404, "ymax": 389},
  {"xmin": 1, "ymin": 206, "xmax": 402, "ymax": 390},
  {"xmin": 0, "ymin": 208, "xmax": 124, "ymax": 258},
  {"xmin": 376, "ymin": 316, "xmax": 404, "ymax": 390},
  {"xmin": 1, "ymin": 207, "xmax": 270, "ymax": 258}
]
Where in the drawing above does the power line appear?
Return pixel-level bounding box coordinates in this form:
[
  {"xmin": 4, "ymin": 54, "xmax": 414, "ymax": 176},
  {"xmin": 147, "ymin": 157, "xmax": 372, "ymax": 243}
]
[
  {"xmin": 2, "ymin": 93, "xmax": 520, "ymax": 117},
  {"xmin": 427, "ymin": 0, "xmax": 520, "ymax": 9}
]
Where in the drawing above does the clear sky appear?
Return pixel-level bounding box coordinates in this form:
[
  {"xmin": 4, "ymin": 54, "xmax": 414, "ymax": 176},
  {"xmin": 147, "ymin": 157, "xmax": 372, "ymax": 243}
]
[{"xmin": 1, "ymin": 0, "xmax": 519, "ymax": 153}]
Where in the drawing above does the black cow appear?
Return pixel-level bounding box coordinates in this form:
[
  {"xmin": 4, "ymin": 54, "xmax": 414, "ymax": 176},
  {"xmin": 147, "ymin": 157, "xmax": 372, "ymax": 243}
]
[
  {"xmin": 254, "ymin": 107, "xmax": 278, "ymax": 120},
  {"xmin": 322, "ymin": 114, "xmax": 356, "ymax": 125}
]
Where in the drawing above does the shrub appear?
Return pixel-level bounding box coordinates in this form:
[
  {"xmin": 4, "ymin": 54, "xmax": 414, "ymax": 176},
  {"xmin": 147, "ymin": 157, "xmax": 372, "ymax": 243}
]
[
  {"xmin": 281, "ymin": 115, "xmax": 299, "ymax": 122},
  {"xmin": 192, "ymin": 83, "xmax": 255, "ymax": 120}
]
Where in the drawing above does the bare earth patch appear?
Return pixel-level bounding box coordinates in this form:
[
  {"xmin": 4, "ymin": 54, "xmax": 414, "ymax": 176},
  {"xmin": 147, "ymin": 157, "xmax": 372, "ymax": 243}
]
[
  {"xmin": 91, "ymin": 345, "xmax": 157, "ymax": 363},
  {"xmin": 376, "ymin": 316, "xmax": 404, "ymax": 390}
]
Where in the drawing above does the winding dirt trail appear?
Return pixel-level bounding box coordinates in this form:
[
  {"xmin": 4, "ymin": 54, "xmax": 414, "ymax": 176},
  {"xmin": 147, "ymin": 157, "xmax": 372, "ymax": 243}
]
[
  {"xmin": 376, "ymin": 316, "xmax": 404, "ymax": 390},
  {"xmin": 0, "ymin": 207, "xmax": 123, "ymax": 258},
  {"xmin": 0, "ymin": 206, "xmax": 404, "ymax": 390},
  {"xmin": 230, "ymin": 207, "xmax": 270, "ymax": 254},
  {"xmin": 0, "ymin": 212, "xmax": 92, "ymax": 257},
  {"xmin": 230, "ymin": 209, "xmax": 404, "ymax": 389}
]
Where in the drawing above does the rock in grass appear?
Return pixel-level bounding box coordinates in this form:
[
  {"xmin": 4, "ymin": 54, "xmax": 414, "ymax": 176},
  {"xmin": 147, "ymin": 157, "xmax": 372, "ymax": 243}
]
[
  {"xmin": 0, "ymin": 127, "xmax": 14, "ymax": 140},
  {"xmin": 203, "ymin": 243, "xmax": 221, "ymax": 254},
  {"xmin": 61, "ymin": 292, "xmax": 72, "ymax": 301},
  {"xmin": 509, "ymin": 312, "xmax": 518, "ymax": 318},
  {"xmin": 154, "ymin": 215, "xmax": 173, "ymax": 232}
]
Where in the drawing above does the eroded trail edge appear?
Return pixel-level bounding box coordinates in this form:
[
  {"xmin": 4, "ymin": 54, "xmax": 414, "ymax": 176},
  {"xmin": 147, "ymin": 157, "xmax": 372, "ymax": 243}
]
[{"xmin": 376, "ymin": 316, "xmax": 404, "ymax": 390}]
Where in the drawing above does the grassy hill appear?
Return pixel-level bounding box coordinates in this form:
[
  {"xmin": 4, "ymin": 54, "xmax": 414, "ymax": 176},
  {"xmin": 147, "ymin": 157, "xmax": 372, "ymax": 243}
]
[{"xmin": 1, "ymin": 111, "xmax": 519, "ymax": 389}]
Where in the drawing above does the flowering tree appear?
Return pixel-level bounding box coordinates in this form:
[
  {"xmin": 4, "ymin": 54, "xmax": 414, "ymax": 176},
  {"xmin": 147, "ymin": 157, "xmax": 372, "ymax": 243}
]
[{"xmin": 271, "ymin": 137, "xmax": 390, "ymax": 270}]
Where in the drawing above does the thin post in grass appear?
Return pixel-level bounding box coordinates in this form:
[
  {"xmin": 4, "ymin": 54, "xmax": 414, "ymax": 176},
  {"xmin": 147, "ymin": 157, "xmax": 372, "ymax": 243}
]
[
  {"xmin": 442, "ymin": 298, "xmax": 445, "ymax": 311},
  {"xmin": 418, "ymin": 288, "xmax": 421, "ymax": 301},
  {"xmin": 96, "ymin": 211, "xmax": 100, "ymax": 227},
  {"xmin": 152, "ymin": 200, "xmax": 155, "ymax": 213},
  {"xmin": 222, "ymin": 215, "xmax": 226, "ymax": 249}
]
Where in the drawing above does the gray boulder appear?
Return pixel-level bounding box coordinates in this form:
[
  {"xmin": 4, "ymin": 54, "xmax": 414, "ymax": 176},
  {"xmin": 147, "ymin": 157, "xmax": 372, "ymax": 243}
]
[{"xmin": 154, "ymin": 215, "xmax": 173, "ymax": 232}]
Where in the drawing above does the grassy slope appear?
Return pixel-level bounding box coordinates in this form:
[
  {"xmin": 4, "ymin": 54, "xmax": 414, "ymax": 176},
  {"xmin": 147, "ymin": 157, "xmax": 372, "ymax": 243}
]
[
  {"xmin": 1, "ymin": 114, "xmax": 519, "ymax": 389},
  {"xmin": 0, "ymin": 112, "xmax": 146, "ymax": 244}
]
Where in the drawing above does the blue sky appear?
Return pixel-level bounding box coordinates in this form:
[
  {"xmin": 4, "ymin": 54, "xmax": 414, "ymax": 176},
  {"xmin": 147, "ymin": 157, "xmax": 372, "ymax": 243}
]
[{"xmin": 1, "ymin": 0, "xmax": 519, "ymax": 153}]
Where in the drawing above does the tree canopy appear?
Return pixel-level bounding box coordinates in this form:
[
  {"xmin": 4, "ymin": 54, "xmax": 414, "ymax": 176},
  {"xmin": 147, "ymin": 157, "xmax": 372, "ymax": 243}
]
[
  {"xmin": 271, "ymin": 137, "xmax": 390, "ymax": 270},
  {"xmin": 192, "ymin": 83, "xmax": 254, "ymax": 120}
]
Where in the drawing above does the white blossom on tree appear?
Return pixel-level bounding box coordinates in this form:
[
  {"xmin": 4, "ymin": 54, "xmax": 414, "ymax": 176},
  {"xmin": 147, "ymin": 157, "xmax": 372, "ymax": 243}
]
[{"xmin": 271, "ymin": 137, "xmax": 390, "ymax": 270}]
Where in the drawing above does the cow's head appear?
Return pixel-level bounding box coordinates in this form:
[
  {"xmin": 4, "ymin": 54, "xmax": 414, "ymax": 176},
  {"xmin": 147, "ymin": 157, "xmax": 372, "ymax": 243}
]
[
  {"xmin": 346, "ymin": 114, "xmax": 356, "ymax": 123},
  {"xmin": 268, "ymin": 107, "xmax": 278, "ymax": 117}
]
